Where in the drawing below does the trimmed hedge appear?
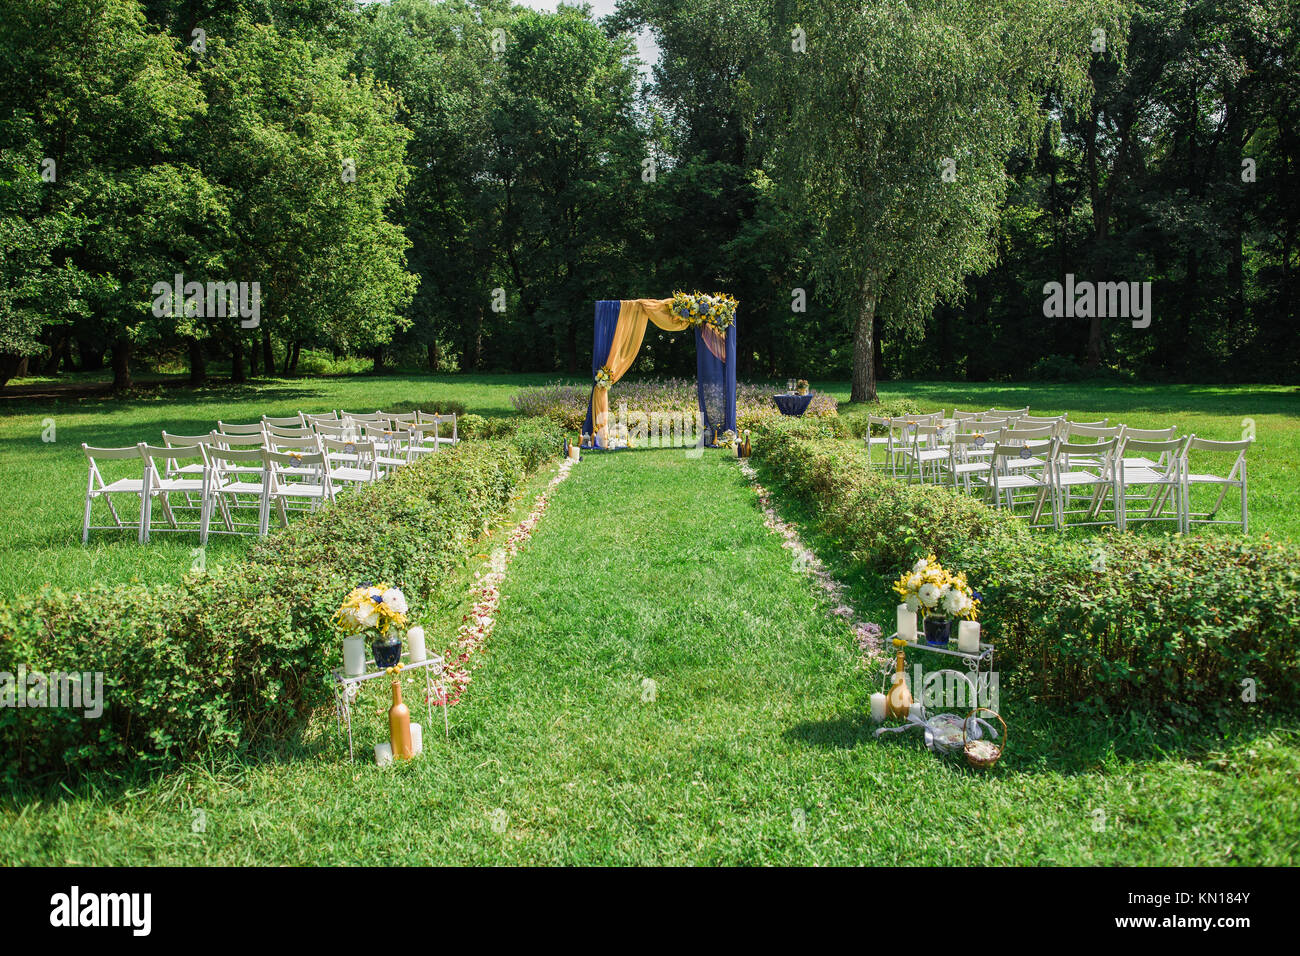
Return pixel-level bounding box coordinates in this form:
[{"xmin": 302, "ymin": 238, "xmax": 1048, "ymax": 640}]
[
  {"xmin": 0, "ymin": 425, "xmax": 562, "ymax": 781},
  {"xmin": 750, "ymin": 419, "xmax": 1300, "ymax": 718}
]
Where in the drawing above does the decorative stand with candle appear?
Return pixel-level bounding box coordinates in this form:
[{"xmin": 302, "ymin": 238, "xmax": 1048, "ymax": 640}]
[
  {"xmin": 870, "ymin": 629, "xmax": 1000, "ymax": 756},
  {"xmin": 332, "ymin": 652, "xmax": 449, "ymax": 763}
]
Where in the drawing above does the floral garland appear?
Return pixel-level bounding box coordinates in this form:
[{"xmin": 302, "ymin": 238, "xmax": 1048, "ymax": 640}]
[
  {"xmin": 670, "ymin": 290, "xmax": 737, "ymax": 334},
  {"xmin": 594, "ymin": 366, "xmax": 613, "ymax": 390},
  {"xmin": 431, "ymin": 456, "xmax": 576, "ymax": 709},
  {"xmin": 739, "ymin": 459, "xmax": 885, "ymax": 665}
]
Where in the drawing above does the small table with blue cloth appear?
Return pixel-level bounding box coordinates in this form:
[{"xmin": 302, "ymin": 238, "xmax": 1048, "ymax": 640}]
[{"xmin": 773, "ymin": 391, "xmax": 814, "ymax": 416}]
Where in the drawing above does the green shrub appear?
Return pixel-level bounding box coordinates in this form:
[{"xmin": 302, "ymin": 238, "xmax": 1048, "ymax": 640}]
[
  {"xmin": 0, "ymin": 436, "xmax": 559, "ymax": 781},
  {"xmin": 749, "ymin": 427, "xmax": 1300, "ymax": 719}
]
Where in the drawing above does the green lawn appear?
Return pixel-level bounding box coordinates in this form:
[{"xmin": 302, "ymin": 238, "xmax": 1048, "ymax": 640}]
[
  {"xmin": 0, "ymin": 374, "xmax": 554, "ymax": 598},
  {"xmin": 1, "ymin": 374, "xmax": 1295, "ymax": 598},
  {"xmin": 2, "ymin": 446, "xmax": 1295, "ymax": 864}
]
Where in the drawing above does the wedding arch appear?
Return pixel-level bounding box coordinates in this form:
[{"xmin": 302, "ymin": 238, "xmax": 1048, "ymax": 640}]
[{"xmin": 581, "ymin": 295, "xmax": 737, "ymax": 449}]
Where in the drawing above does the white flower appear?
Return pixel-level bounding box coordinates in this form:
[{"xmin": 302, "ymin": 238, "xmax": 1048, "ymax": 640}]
[
  {"xmin": 907, "ymin": 573, "xmax": 922, "ymax": 590},
  {"xmin": 355, "ymin": 602, "xmax": 380, "ymax": 629},
  {"xmin": 905, "ymin": 595, "xmax": 920, "ymax": 613},
  {"xmin": 382, "ymin": 588, "xmax": 408, "ymax": 615},
  {"xmin": 941, "ymin": 588, "xmax": 966, "ymax": 616},
  {"xmin": 913, "ymin": 559, "xmax": 928, "ymax": 574},
  {"xmin": 918, "ymin": 583, "xmax": 940, "ymax": 608}
]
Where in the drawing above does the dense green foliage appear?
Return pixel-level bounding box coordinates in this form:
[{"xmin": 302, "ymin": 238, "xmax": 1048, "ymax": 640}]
[
  {"xmin": 750, "ymin": 419, "xmax": 1300, "ymax": 718},
  {"xmin": 0, "ymin": 427, "xmax": 560, "ymax": 781},
  {"xmin": 5, "ymin": 0, "xmax": 1294, "ymax": 390}
]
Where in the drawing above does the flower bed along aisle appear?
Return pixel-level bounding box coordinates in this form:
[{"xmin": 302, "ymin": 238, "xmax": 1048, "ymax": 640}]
[
  {"xmin": 739, "ymin": 459, "xmax": 885, "ymax": 668},
  {"xmin": 434, "ymin": 456, "xmax": 576, "ymax": 709}
]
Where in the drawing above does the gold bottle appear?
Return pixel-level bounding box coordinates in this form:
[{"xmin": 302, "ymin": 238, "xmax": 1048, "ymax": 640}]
[
  {"xmin": 389, "ymin": 679, "xmax": 414, "ymax": 759},
  {"xmin": 885, "ymin": 648, "xmax": 913, "ymax": 719}
]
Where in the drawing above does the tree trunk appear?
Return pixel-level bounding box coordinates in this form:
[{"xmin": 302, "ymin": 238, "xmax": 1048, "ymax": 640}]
[
  {"xmin": 371, "ymin": 346, "xmax": 385, "ymax": 374},
  {"xmin": 188, "ymin": 338, "xmax": 207, "ymax": 385},
  {"xmin": 249, "ymin": 336, "xmax": 260, "ymax": 377},
  {"xmin": 427, "ymin": 341, "xmax": 440, "ymax": 372},
  {"xmin": 0, "ymin": 354, "xmax": 25, "ymax": 388},
  {"xmin": 42, "ymin": 334, "xmax": 70, "ymax": 375},
  {"xmin": 873, "ymin": 311, "xmax": 885, "ymax": 383},
  {"xmin": 566, "ymin": 319, "xmax": 578, "ymax": 374},
  {"xmin": 261, "ymin": 327, "xmax": 275, "ymax": 375},
  {"xmin": 231, "ymin": 337, "xmax": 246, "ymax": 383},
  {"xmin": 111, "ymin": 340, "xmax": 132, "ymax": 391},
  {"xmin": 78, "ymin": 338, "xmax": 104, "ymax": 371},
  {"xmin": 287, "ymin": 341, "xmax": 300, "ymax": 373},
  {"xmin": 850, "ymin": 273, "xmax": 879, "ymax": 403}
]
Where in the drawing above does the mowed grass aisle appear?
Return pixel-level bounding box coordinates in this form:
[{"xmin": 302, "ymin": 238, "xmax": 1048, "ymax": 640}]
[{"xmin": 2, "ymin": 449, "xmax": 1294, "ymax": 864}]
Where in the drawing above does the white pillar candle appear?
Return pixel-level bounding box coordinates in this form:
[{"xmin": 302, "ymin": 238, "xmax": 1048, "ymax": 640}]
[
  {"xmin": 406, "ymin": 625, "xmax": 426, "ymax": 663},
  {"xmin": 343, "ymin": 636, "xmax": 366, "ymax": 677},
  {"xmin": 410, "ymin": 722, "xmax": 423, "ymax": 756},
  {"xmin": 374, "ymin": 742, "xmax": 393, "ymax": 766},
  {"xmin": 957, "ymin": 620, "xmax": 981, "ymax": 654},
  {"xmin": 896, "ymin": 604, "xmax": 917, "ymax": 642},
  {"xmin": 870, "ymin": 692, "xmax": 887, "ymax": 723}
]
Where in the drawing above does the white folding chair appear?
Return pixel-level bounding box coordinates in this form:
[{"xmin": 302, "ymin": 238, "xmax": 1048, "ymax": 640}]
[
  {"xmin": 939, "ymin": 432, "xmax": 996, "ymax": 493},
  {"xmin": 993, "ymin": 429, "xmax": 1055, "ymax": 512},
  {"xmin": 958, "ymin": 417, "xmax": 1013, "ymax": 465},
  {"xmin": 320, "ymin": 436, "xmax": 380, "ymax": 488},
  {"xmin": 264, "ymin": 448, "xmax": 335, "ymax": 529},
  {"xmin": 210, "ymin": 429, "xmax": 266, "ymax": 478},
  {"xmin": 81, "ymin": 444, "xmax": 148, "ymax": 543},
  {"xmin": 161, "ymin": 431, "xmax": 216, "ymax": 508},
  {"xmin": 1118, "ymin": 437, "xmax": 1187, "ymax": 530},
  {"xmin": 216, "ymin": 421, "xmax": 267, "ymax": 436},
  {"xmin": 264, "ymin": 434, "xmax": 325, "ymax": 488},
  {"xmin": 201, "ymin": 446, "xmax": 271, "ymax": 541},
  {"xmin": 303, "ymin": 411, "xmax": 340, "ymax": 428},
  {"xmin": 264, "ymin": 422, "xmax": 313, "ymax": 443},
  {"xmin": 313, "ymin": 420, "xmax": 363, "ymax": 464},
  {"xmin": 987, "ymin": 406, "xmax": 1030, "ymax": 418},
  {"xmin": 1118, "ymin": 425, "xmax": 1179, "ymax": 470},
  {"xmin": 863, "ymin": 415, "xmax": 895, "ymax": 472},
  {"xmin": 262, "ymin": 414, "xmax": 307, "ymax": 428},
  {"xmin": 418, "ymin": 412, "xmax": 459, "ymax": 447},
  {"xmin": 901, "ymin": 422, "xmax": 954, "ymax": 484},
  {"xmin": 139, "ymin": 443, "xmax": 207, "ymax": 541},
  {"xmin": 975, "ymin": 436, "xmax": 1058, "ymax": 527},
  {"xmin": 1181, "ymin": 436, "xmax": 1251, "ymax": 534},
  {"xmin": 360, "ymin": 422, "xmax": 409, "ymax": 473},
  {"xmin": 1049, "ymin": 437, "xmax": 1122, "ymax": 530}
]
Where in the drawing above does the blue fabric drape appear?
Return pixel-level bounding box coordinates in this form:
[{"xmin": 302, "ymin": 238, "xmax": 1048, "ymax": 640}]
[
  {"xmin": 582, "ymin": 300, "xmax": 621, "ymax": 443},
  {"xmin": 696, "ymin": 324, "xmax": 737, "ymax": 440}
]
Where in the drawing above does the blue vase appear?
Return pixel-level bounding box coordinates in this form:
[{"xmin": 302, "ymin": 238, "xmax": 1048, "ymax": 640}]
[
  {"xmin": 371, "ymin": 635, "xmax": 402, "ymax": 668},
  {"xmin": 923, "ymin": 616, "xmax": 951, "ymax": 647}
]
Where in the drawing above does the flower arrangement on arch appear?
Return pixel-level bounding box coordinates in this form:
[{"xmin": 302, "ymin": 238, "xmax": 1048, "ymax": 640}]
[
  {"xmin": 594, "ymin": 366, "xmax": 613, "ymax": 390},
  {"xmin": 335, "ymin": 582, "xmax": 409, "ymax": 639},
  {"xmin": 892, "ymin": 555, "xmax": 979, "ymax": 621},
  {"xmin": 670, "ymin": 290, "xmax": 737, "ymax": 334}
]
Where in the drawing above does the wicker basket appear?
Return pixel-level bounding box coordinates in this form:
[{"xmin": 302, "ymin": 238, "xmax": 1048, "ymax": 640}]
[{"xmin": 962, "ymin": 707, "xmax": 1007, "ymax": 769}]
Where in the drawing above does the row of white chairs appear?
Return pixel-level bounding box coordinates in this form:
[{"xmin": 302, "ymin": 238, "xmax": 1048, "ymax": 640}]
[
  {"xmin": 864, "ymin": 409, "xmax": 1251, "ymax": 533},
  {"xmin": 81, "ymin": 410, "xmax": 458, "ymax": 544}
]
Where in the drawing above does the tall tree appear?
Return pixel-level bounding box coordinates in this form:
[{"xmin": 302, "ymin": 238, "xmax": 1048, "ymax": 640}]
[{"xmin": 756, "ymin": 0, "xmax": 1115, "ymax": 400}]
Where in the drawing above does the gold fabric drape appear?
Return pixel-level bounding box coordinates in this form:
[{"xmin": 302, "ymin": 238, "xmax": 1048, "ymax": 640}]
[{"xmin": 591, "ymin": 299, "xmax": 692, "ymax": 445}]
